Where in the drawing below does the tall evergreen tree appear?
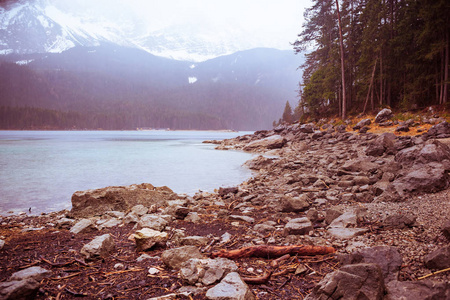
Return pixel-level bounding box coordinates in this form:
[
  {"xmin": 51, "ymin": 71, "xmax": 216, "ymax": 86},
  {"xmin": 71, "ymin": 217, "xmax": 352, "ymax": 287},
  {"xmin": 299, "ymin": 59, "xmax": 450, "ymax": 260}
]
[{"xmin": 282, "ymin": 101, "xmax": 294, "ymax": 124}]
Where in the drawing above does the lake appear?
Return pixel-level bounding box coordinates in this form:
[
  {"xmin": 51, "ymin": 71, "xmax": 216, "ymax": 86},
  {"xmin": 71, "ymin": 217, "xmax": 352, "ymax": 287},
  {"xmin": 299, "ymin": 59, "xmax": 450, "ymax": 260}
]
[{"xmin": 0, "ymin": 130, "xmax": 254, "ymax": 215}]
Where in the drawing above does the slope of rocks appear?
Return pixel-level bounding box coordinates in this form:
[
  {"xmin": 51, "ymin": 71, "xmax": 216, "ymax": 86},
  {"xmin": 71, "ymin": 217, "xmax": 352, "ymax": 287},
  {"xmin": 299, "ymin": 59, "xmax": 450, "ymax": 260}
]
[{"xmin": 1, "ymin": 114, "xmax": 450, "ymax": 299}]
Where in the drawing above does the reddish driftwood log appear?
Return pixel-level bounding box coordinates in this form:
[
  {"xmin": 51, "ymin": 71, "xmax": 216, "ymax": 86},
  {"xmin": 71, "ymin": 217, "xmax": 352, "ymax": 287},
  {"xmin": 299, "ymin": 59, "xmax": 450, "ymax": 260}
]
[{"xmin": 210, "ymin": 245, "xmax": 335, "ymax": 259}]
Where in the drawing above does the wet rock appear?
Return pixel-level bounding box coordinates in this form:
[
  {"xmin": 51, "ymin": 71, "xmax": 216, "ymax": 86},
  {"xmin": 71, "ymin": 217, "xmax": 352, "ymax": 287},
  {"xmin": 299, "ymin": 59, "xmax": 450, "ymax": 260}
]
[
  {"xmin": 305, "ymin": 263, "xmax": 385, "ymax": 300},
  {"xmin": 133, "ymin": 228, "xmax": 168, "ymax": 251},
  {"xmin": 375, "ymin": 108, "xmax": 393, "ymax": 123},
  {"xmin": 424, "ymin": 245, "xmax": 450, "ymax": 270},
  {"xmin": 353, "ymin": 118, "xmax": 371, "ymax": 130},
  {"xmin": 161, "ymin": 246, "xmax": 204, "ymax": 270},
  {"xmin": 339, "ymin": 246, "xmax": 402, "ymax": 283},
  {"xmin": 80, "ymin": 234, "xmax": 116, "ymax": 260},
  {"xmin": 385, "ymin": 280, "xmax": 450, "ymax": 300},
  {"xmin": 366, "ymin": 133, "xmax": 397, "ymax": 156},
  {"xmin": 243, "ymin": 135, "xmax": 286, "ymax": 151},
  {"xmin": 0, "ymin": 279, "xmax": 40, "ymax": 300},
  {"xmin": 243, "ymin": 155, "xmax": 274, "ymax": 170},
  {"xmin": 284, "ymin": 217, "xmax": 313, "ymax": 236},
  {"xmin": 180, "ymin": 258, "xmax": 238, "ymax": 285},
  {"xmin": 70, "ymin": 218, "xmax": 96, "ymax": 234},
  {"xmin": 280, "ymin": 194, "xmax": 310, "ymax": 212},
  {"xmin": 138, "ymin": 214, "xmax": 169, "ymax": 231},
  {"xmin": 205, "ymin": 272, "xmax": 255, "ymax": 300},
  {"xmin": 70, "ymin": 183, "xmax": 178, "ymax": 218}
]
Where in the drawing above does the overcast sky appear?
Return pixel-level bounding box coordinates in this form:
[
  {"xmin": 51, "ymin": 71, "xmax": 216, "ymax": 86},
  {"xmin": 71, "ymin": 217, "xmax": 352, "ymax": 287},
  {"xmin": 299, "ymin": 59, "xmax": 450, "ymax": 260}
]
[{"xmin": 50, "ymin": 0, "xmax": 313, "ymax": 51}]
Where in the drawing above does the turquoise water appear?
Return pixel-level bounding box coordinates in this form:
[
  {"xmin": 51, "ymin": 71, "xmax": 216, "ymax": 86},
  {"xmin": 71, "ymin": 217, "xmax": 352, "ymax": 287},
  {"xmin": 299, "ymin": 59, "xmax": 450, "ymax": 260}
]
[{"xmin": 0, "ymin": 131, "xmax": 254, "ymax": 214}]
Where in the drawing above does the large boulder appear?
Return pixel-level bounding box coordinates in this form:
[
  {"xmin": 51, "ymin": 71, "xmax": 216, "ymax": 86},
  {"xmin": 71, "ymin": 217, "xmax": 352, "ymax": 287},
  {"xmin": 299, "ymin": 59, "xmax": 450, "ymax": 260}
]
[
  {"xmin": 366, "ymin": 133, "xmax": 397, "ymax": 156},
  {"xmin": 424, "ymin": 245, "xmax": 450, "ymax": 270},
  {"xmin": 353, "ymin": 119, "xmax": 371, "ymax": 130},
  {"xmin": 243, "ymin": 155, "xmax": 274, "ymax": 170},
  {"xmin": 305, "ymin": 263, "xmax": 385, "ymax": 300},
  {"xmin": 375, "ymin": 108, "xmax": 393, "ymax": 123},
  {"xmin": 339, "ymin": 246, "xmax": 402, "ymax": 283},
  {"xmin": 243, "ymin": 135, "xmax": 286, "ymax": 151},
  {"xmin": 395, "ymin": 140, "xmax": 450, "ymax": 168},
  {"xmin": 70, "ymin": 183, "xmax": 178, "ymax": 218},
  {"xmin": 423, "ymin": 121, "xmax": 450, "ymax": 139},
  {"xmin": 133, "ymin": 228, "xmax": 168, "ymax": 251},
  {"xmin": 0, "ymin": 279, "xmax": 40, "ymax": 300}
]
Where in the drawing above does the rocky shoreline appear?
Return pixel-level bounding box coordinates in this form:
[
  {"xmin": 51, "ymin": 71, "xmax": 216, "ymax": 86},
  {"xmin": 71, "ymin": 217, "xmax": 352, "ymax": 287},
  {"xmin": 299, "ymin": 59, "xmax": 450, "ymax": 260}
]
[{"xmin": 1, "ymin": 111, "xmax": 450, "ymax": 299}]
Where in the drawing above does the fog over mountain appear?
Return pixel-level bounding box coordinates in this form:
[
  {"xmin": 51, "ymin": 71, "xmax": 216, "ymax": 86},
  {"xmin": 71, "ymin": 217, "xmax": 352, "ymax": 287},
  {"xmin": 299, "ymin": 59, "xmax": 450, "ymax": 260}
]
[{"xmin": 0, "ymin": 0, "xmax": 306, "ymax": 130}]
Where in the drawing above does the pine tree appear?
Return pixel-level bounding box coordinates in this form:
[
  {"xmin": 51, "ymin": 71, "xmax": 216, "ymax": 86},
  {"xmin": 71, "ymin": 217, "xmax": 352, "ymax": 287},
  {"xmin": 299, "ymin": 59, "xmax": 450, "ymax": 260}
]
[{"xmin": 282, "ymin": 101, "xmax": 294, "ymax": 124}]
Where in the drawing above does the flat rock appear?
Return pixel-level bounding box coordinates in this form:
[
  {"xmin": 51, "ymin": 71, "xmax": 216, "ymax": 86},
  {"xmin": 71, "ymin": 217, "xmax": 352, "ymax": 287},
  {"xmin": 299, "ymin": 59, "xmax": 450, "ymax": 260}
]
[
  {"xmin": 80, "ymin": 234, "xmax": 116, "ymax": 260},
  {"xmin": 205, "ymin": 272, "xmax": 255, "ymax": 300},
  {"xmin": 9, "ymin": 266, "xmax": 51, "ymax": 282},
  {"xmin": 328, "ymin": 227, "xmax": 368, "ymax": 239},
  {"xmin": 70, "ymin": 183, "xmax": 178, "ymax": 218},
  {"xmin": 243, "ymin": 135, "xmax": 286, "ymax": 151},
  {"xmin": 230, "ymin": 215, "xmax": 255, "ymax": 224},
  {"xmin": 138, "ymin": 214, "xmax": 168, "ymax": 231},
  {"xmin": 180, "ymin": 236, "xmax": 209, "ymax": 246}
]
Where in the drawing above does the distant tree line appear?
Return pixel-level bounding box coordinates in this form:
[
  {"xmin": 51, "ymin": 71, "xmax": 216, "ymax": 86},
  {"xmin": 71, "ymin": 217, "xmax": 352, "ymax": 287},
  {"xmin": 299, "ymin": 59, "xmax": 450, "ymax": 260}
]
[
  {"xmin": 292, "ymin": 0, "xmax": 449, "ymax": 119},
  {"xmin": 0, "ymin": 62, "xmax": 284, "ymax": 130}
]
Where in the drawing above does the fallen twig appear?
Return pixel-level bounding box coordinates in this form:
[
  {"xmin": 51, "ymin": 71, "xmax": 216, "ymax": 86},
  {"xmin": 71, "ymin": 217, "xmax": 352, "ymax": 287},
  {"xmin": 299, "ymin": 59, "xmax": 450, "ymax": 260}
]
[
  {"xmin": 210, "ymin": 244, "xmax": 335, "ymax": 259},
  {"xmin": 417, "ymin": 267, "xmax": 450, "ymax": 280},
  {"xmin": 104, "ymin": 268, "xmax": 144, "ymax": 276},
  {"xmin": 65, "ymin": 287, "xmax": 88, "ymax": 297},
  {"xmin": 242, "ymin": 270, "xmax": 273, "ymax": 284}
]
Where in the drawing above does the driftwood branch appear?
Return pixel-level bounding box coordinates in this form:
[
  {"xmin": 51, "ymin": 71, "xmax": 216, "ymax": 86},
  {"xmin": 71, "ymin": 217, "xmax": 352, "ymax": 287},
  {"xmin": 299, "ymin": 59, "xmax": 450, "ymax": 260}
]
[
  {"xmin": 210, "ymin": 244, "xmax": 335, "ymax": 259},
  {"xmin": 242, "ymin": 270, "xmax": 273, "ymax": 284}
]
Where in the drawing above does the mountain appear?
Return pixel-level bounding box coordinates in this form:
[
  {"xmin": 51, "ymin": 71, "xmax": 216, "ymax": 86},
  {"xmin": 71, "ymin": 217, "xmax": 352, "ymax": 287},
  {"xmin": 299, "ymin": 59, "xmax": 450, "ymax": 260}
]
[
  {"xmin": 0, "ymin": 45, "xmax": 303, "ymax": 130},
  {"xmin": 0, "ymin": 1, "xmax": 304, "ymax": 130}
]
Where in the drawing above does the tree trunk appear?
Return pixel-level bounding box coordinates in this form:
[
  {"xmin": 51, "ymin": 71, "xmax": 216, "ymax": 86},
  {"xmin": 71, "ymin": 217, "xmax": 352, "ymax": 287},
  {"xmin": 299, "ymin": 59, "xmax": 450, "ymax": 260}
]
[
  {"xmin": 336, "ymin": 0, "xmax": 347, "ymax": 119},
  {"xmin": 363, "ymin": 58, "xmax": 378, "ymax": 114},
  {"xmin": 210, "ymin": 245, "xmax": 336, "ymax": 259},
  {"xmin": 380, "ymin": 49, "xmax": 383, "ymax": 106}
]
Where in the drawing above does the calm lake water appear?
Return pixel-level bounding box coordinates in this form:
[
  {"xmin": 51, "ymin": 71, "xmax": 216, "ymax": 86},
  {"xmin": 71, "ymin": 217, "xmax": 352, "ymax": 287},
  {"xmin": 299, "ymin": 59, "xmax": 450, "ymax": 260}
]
[{"xmin": 0, "ymin": 130, "xmax": 254, "ymax": 215}]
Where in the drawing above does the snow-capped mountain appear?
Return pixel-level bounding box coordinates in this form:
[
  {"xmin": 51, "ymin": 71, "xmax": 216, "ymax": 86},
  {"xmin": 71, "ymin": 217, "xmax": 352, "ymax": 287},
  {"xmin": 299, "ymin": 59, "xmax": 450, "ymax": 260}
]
[{"xmin": 0, "ymin": 0, "xmax": 294, "ymax": 62}]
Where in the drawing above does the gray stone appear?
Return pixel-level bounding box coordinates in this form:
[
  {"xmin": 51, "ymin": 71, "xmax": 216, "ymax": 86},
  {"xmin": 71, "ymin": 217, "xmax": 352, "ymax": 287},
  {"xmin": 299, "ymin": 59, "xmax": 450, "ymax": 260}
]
[
  {"xmin": 180, "ymin": 258, "xmax": 238, "ymax": 285},
  {"xmin": 280, "ymin": 194, "xmax": 310, "ymax": 212},
  {"xmin": 80, "ymin": 234, "xmax": 115, "ymax": 260},
  {"xmin": 375, "ymin": 108, "xmax": 393, "ymax": 123},
  {"xmin": 298, "ymin": 123, "xmax": 315, "ymax": 133},
  {"xmin": 70, "ymin": 183, "xmax": 177, "ymax": 218},
  {"xmin": 305, "ymin": 263, "xmax": 385, "ymax": 300},
  {"xmin": 366, "ymin": 133, "xmax": 397, "ymax": 157},
  {"xmin": 161, "ymin": 246, "xmax": 204, "ymax": 270},
  {"xmin": 70, "ymin": 218, "xmax": 96, "ymax": 234},
  {"xmin": 138, "ymin": 214, "xmax": 168, "ymax": 231},
  {"xmin": 123, "ymin": 211, "xmax": 140, "ymax": 224},
  {"xmin": 133, "ymin": 228, "xmax": 168, "ymax": 251},
  {"xmin": 325, "ymin": 208, "xmax": 343, "ymax": 225},
  {"xmin": 353, "ymin": 118, "xmax": 371, "ymax": 130},
  {"xmin": 105, "ymin": 210, "xmax": 125, "ymax": 219},
  {"xmin": 306, "ymin": 209, "xmax": 319, "ymax": 222},
  {"xmin": 0, "ymin": 279, "xmax": 40, "ymax": 300},
  {"xmin": 9, "ymin": 266, "xmax": 51, "ymax": 282},
  {"xmin": 424, "ymin": 245, "xmax": 450, "ymax": 270},
  {"xmin": 56, "ymin": 217, "xmax": 75, "ymax": 229},
  {"xmin": 97, "ymin": 218, "xmax": 122, "ymax": 230},
  {"xmin": 329, "ymin": 211, "xmax": 358, "ymax": 228},
  {"xmin": 424, "ymin": 121, "xmax": 450, "ymax": 138},
  {"xmin": 284, "ymin": 217, "xmax": 313, "ymax": 236},
  {"xmin": 205, "ymin": 272, "xmax": 255, "ymax": 300},
  {"xmin": 392, "ymin": 163, "xmax": 449, "ymax": 195},
  {"xmin": 395, "ymin": 140, "xmax": 450, "ymax": 167},
  {"xmin": 253, "ymin": 224, "xmax": 275, "ymax": 235},
  {"xmin": 0, "ymin": 239, "xmax": 4, "ymax": 250},
  {"xmin": 385, "ymin": 280, "xmax": 450, "ymax": 300},
  {"xmin": 136, "ymin": 254, "xmax": 158, "ymax": 262},
  {"xmin": 383, "ymin": 214, "xmax": 416, "ymax": 229},
  {"xmin": 185, "ymin": 212, "xmax": 201, "ymax": 223},
  {"xmin": 130, "ymin": 204, "xmax": 148, "ymax": 216},
  {"xmin": 339, "ymin": 246, "xmax": 402, "ymax": 283},
  {"xmin": 342, "ymin": 158, "xmax": 378, "ymax": 173}
]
